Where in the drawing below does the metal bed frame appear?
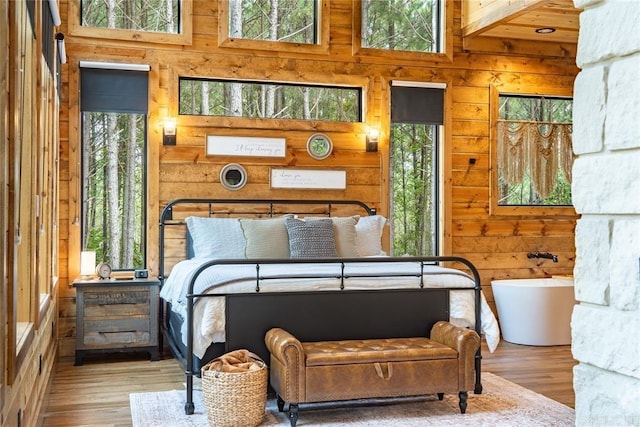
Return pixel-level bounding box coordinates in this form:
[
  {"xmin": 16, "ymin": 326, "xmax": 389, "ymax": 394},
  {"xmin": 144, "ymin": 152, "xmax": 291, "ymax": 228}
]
[{"xmin": 158, "ymin": 199, "xmax": 483, "ymax": 415}]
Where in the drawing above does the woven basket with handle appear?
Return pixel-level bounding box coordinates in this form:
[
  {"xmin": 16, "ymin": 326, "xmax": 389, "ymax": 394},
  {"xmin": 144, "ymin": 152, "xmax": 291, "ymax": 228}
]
[{"xmin": 201, "ymin": 349, "xmax": 268, "ymax": 427}]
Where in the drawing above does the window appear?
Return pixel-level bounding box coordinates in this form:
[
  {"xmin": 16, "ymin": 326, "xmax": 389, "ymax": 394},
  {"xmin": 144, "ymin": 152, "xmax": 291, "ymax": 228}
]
[
  {"xmin": 80, "ymin": 65, "xmax": 149, "ymax": 270},
  {"xmin": 496, "ymin": 94, "xmax": 573, "ymax": 207},
  {"xmin": 81, "ymin": 0, "xmax": 180, "ymax": 33},
  {"xmin": 389, "ymin": 84, "xmax": 444, "ymax": 256},
  {"xmin": 179, "ymin": 79, "xmax": 362, "ymax": 122},
  {"xmin": 68, "ymin": 0, "xmax": 192, "ymax": 45},
  {"xmin": 361, "ymin": 0, "xmax": 442, "ymax": 53},
  {"xmin": 228, "ymin": 0, "xmax": 317, "ymax": 44}
]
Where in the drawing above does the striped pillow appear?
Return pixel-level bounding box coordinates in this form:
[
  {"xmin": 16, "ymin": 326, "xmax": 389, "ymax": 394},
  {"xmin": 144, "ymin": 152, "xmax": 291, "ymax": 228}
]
[{"xmin": 285, "ymin": 218, "xmax": 337, "ymax": 259}]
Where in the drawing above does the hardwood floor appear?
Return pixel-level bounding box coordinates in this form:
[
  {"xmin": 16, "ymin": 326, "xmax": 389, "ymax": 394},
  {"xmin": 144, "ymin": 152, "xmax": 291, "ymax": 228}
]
[
  {"xmin": 39, "ymin": 341, "xmax": 576, "ymax": 427},
  {"xmin": 482, "ymin": 341, "xmax": 577, "ymax": 408}
]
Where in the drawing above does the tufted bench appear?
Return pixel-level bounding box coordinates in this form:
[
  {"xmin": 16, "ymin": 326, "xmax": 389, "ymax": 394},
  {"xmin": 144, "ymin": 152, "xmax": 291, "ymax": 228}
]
[{"xmin": 265, "ymin": 321, "xmax": 481, "ymax": 427}]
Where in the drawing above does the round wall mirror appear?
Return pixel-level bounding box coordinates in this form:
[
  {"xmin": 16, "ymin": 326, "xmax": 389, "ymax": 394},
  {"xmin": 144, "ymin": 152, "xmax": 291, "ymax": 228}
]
[
  {"xmin": 306, "ymin": 133, "xmax": 333, "ymax": 160},
  {"xmin": 220, "ymin": 163, "xmax": 248, "ymax": 191}
]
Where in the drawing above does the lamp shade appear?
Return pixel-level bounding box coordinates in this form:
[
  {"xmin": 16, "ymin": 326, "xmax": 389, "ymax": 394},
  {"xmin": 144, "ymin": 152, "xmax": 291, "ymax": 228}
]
[{"xmin": 80, "ymin": 251, "xmax": 96, "ymax": 277}]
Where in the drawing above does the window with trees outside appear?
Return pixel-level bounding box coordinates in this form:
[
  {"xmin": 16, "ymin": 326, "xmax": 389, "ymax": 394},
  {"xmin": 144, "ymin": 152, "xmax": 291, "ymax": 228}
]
[
  {"xmin": 82, "ymin": 113, "xmax": 146, "ymax": 270},
  {"xmin": 228, "ymin": 0, "xmax": 318, "ymax": 44},
  {"xmin": 80, "ymin": 66, "xmax": 149, "ymax": 271},
  {"xmin": 361, "ymin": 0, "xmax": 442, "ymax": 53},
  {"xmin": 179, "ymin": 79, "xmax": 362, "ymax": 122},
  {"xmin": 391, "ymin": 124, "xmax": 439, "ymax": 256},
  {"xmin": 496, "ymin": 95, "xmax": 573, "ymax": 207},
  {"xmin": 81, "ymin": 0, "xmax": 180, "ymax": 33},
  {"xmin": 389, "ymin": 85, "xmax": 444, "ymax": 257}
]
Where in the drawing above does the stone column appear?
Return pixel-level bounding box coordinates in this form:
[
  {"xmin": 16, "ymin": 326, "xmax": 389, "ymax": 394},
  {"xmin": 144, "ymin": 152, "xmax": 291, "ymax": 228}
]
[{"xmin": 572, "ymin": 0, "xmax": 640, "ymax": 425}]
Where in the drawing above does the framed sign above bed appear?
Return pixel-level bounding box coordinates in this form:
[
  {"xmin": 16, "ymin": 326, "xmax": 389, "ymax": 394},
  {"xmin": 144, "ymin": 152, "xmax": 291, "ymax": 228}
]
[
  {"xmin": 206, "ymin": 135, "xmax": 286, "ymax": 158},
  {"xmin": 270, "ymin": 168, "xmax": 346, "ymax": 190}
]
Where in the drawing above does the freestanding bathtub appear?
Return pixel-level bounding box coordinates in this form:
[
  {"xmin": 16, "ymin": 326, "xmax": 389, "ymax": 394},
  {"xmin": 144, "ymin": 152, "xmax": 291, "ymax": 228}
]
[{"xmin": 491, "ymin": 277, "xmax": 575, "ymax": 346}]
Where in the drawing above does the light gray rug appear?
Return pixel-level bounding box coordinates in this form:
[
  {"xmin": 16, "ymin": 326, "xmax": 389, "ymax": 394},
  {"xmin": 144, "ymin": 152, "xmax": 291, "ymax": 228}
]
[{"xmin": 130, "ymin": 372, "xmax": 574, "ymax": 426}]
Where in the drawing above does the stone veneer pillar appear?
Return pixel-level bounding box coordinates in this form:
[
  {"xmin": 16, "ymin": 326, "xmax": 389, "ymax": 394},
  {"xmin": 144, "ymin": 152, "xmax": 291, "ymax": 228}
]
[{"xmin": 572, "ymin": 0, "xmax": 640, "ymax": 425}]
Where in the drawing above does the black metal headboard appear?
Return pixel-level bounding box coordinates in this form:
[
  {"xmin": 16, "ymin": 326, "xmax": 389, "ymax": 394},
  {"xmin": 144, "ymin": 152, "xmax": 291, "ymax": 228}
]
[{"xmin": 158, "ymin": 198, "xmax": 377, "ymax": 284}]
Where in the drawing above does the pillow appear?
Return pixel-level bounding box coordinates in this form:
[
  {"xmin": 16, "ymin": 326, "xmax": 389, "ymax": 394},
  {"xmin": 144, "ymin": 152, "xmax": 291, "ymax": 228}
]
[
  {"xmin": 185, "ymin": 217, "xmax": 246, "ymax": 259},
  {"xmin": 285, "ymin": 218, "xmax": 337, "ymax": 259},
  {"xmin": 305, "ymin": 215, "xmax": 360, "ymax": 257},
  {"xmin": 355, "ymin": 215, "xmax": 387, "ymax": 256},
  {"xmin": 240, "ymin": 217, "xmax": 290, "ymax": 258}
]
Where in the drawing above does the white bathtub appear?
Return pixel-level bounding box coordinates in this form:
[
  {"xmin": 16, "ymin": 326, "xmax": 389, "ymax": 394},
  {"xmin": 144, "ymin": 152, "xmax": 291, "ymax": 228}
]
[{"xmin": 491, "ymin": 278, "xmax": 575, "ymax": 346}]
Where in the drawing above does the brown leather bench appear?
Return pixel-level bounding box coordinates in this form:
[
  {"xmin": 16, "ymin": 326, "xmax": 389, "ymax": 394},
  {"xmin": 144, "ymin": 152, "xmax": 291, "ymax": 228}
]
[{"xmin": 265, "ymin": 321, "xmax": 481, "ymax": 426}]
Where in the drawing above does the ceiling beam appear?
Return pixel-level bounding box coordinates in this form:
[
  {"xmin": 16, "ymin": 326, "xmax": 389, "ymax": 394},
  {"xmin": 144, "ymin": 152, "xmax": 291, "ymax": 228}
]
[{"xmin": 462, "ymin": 0, "xmax": 549, "ymax": 38}]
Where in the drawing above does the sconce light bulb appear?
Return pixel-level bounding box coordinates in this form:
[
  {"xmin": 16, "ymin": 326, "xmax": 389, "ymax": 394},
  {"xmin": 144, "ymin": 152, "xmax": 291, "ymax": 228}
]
[{"xmin": 164, "ymin": 118, "xmax": 177, "ymax": 135}]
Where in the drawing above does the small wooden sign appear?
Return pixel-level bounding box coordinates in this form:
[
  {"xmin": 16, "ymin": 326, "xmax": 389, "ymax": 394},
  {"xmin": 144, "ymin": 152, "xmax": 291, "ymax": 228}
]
[
  {"xmin": 270, "ymin": 168, "xmax": 346, "ymax": 190},
  {"xmin": 206, "ymin": 135, "xmax": 286, "ymax": 158}
]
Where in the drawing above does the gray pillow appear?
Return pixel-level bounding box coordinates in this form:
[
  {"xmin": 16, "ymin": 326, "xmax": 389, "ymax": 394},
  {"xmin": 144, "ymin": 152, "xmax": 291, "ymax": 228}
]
[{"xmin": 285, "ymin": 218, "xmax": 337, "ymax": 259}]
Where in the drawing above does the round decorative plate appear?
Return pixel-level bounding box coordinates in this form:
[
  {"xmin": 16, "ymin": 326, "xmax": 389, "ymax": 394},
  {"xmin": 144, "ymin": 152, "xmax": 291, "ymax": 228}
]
[{"xmin": 306, "ymin": 133, "xmax": 333, "ymax": 160}]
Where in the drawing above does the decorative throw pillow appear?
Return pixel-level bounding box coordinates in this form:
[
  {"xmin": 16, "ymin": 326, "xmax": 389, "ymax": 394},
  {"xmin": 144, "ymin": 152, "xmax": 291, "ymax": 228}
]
[
  {"xmin": 240, "ymin": 217, "xmax": 290, "ymax": 258},
  {"xmin": 185, "ymin": 217, "xmax": 246, "ymax": 259},
  {"xmin": 355, "ymin": 215, "xmax": 388, "ymax": 257},
  {"xmin": 285, "ymin": 218, "xmax": 337, "ymax": 259},
  {"xmin": 306, "ymin": 215, "xmax": 360, "ymax": 257}
]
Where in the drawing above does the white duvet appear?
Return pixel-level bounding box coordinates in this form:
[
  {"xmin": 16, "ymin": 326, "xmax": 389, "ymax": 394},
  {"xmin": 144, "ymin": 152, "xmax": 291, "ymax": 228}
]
[{"xmin": 160, "ymin": 258, "xmax": 501, "ymax": 358}]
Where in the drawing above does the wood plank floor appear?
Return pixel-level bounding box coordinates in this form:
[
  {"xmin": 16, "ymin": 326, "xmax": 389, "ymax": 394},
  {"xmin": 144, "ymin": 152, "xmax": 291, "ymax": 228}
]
[{"xmin": 38, "ymin": 341, "xmax": 576, "ymax": 427}]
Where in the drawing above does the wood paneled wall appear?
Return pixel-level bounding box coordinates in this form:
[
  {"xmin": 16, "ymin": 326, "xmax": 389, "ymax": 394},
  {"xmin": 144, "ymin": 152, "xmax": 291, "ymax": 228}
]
[{"xmin": 56, "ymin": 0, "xmax": 578, "ymax": 356}]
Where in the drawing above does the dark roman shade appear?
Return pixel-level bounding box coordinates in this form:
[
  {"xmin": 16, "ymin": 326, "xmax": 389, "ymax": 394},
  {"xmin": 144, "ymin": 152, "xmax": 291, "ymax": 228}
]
[
  {"xmin": 80, "ymin": 64, "xmax": 149, "ymax": 113},
  {"xmin": 391, "ymin": 85, "xmax": 444, "ymax": 125}
]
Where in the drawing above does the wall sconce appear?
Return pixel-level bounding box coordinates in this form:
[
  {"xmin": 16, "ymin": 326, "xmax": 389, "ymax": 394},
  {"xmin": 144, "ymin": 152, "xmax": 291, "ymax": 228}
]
[
  {"xmin": 80, "ymin": 251, "xmax": 96, "ymax": 278},
  {"xmin": 163, "ymin": 118, "xmax": 177, "ymax": 145},
  {"xmin": 366, "ymin": 128, "xmax": 379, "ymax": 152},
  {"xmin": 55, "ymin": 33, "xmax": 67, "ymax": 64}
]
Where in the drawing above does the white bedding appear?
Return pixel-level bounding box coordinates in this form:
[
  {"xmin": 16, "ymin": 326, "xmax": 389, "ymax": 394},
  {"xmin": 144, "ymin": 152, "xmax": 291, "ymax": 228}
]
[{"xmin": 160, "ymin": 258, "xmax": 501, "ymax": 358}]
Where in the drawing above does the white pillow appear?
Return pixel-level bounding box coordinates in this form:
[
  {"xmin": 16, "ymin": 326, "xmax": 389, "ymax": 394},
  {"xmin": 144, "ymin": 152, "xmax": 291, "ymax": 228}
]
[
  {"xmin": 355, "ymin": 215, "xmax": 387, "ymax": 256},
  {"xmin": 185, "ymin": 217, "xmax": 246, "ymax": 259},
  {"xmin": 240, "ymin": 217, "xmax": 290, "ymax": 258}
]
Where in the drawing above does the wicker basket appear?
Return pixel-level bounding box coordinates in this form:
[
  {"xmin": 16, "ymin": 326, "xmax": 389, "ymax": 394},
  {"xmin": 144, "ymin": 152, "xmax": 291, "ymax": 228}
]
[{"xmin": 201, "ymin": 350, "xmax": 268, "ymax": 427}]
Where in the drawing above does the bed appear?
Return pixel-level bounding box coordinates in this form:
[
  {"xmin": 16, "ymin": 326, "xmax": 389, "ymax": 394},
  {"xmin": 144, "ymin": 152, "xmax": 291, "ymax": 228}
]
[{"xmin": 157, "ymin": 198, "xmax": 500, "ymax": 415}]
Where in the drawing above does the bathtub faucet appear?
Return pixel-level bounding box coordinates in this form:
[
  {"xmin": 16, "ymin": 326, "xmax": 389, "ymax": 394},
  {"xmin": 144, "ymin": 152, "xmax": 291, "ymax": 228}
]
[{"xmin": 527, "ymin": 252, "xmax": 558, "ymax": 262}]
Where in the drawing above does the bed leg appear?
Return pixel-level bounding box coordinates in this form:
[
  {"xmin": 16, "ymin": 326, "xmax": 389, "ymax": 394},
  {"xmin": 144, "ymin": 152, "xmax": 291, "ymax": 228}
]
[
  {"xmin": 185, "ymin": 372, "xmax": 194, "ymax": 415},
  {"xmin": 437, "ymin": 392, "xmax": 444, "ymax": 401},
  {"xmin": 277, "ymin": 395, "xmax": 285, "ymax": 412}
]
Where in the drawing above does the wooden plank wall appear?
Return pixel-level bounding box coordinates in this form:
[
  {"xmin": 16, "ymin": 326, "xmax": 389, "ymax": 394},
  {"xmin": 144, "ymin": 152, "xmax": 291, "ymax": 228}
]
[{"xmin": 56, "ymin": 0, "xmax": 578, "ymax": 356}]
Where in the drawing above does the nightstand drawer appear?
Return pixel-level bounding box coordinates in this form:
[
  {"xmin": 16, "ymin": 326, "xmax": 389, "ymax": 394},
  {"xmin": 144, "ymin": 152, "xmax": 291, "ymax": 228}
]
[
  {"xmin": 83, "ymin": 291, "xmax": 151, "ymax": 318},
  {"xmin": 83, "ymin": 331, "xmax": 151, "ymax": 347},
  {"xmin": 83, "ymin": 289, "xmax": 150, "ymax": 307},
  {"xmin": 84, "ymin": 317, "xmax": 151, "ymax": 334}
]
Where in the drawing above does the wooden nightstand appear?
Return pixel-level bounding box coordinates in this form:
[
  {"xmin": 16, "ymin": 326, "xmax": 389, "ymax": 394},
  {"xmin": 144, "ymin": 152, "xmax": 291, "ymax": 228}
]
[{"xmin": 73, "ymin": 277, "xmax": 160, "ymax": 366}]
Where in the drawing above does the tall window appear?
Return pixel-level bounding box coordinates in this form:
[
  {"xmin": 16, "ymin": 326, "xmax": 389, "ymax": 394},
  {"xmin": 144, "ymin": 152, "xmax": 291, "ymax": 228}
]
[
  {"xmin": 179, "ymin": 78, "xmax": 362, "ymax": 122},
  {"xmin": 362, "ymin": 0, "xmax": 441, "ymax": 53},
  {"xmin": 390, "ymin": 84, "xmax": 444, "ymax": 256},
  {"xmin": 80, "ymin": 65, "xmax": 149, "ymax": 270},
  {"xmin": 228, "ymin": 0, "xmax": 318, "ymax": 44},
  {"xmin": 497, "ymin": 95, "xmax": 573, "ymax": 206},
  {"xmin": 81, "ymin": 0, "xmax": 180, "ymax": 33}
]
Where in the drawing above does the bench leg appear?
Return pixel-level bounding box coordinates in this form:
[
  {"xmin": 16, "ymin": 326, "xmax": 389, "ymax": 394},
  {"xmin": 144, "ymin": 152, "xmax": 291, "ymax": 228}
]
[
  {"xmin": 289, "ymin": 403, "xmax": 299, "ymax": 427},
  {"xmin": 437, "ymin": 393, "xmax": 444, "ymax": 401},
  {"xmin": 458, "ymin": 391, "xmax": 468, "ymax": 414},
  {"xmin": 277, "ymin": 395, "xmax": 285, "ymax": 412}
]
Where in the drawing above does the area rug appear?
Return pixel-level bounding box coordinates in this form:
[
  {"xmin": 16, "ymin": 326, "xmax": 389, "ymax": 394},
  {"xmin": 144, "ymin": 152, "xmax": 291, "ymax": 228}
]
[{"xmin": 130, "ymin": 372, "xmax": 574, "ymax": 426}]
